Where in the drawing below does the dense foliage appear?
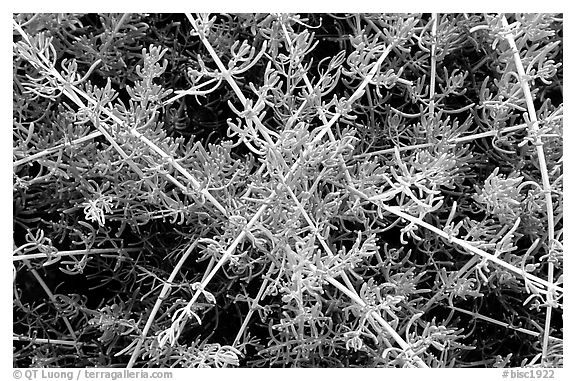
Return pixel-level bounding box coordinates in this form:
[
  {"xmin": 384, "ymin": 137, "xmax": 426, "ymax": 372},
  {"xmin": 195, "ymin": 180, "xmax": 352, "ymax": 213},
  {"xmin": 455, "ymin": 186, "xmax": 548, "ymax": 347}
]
[{"xmin": 13, "ymin": 13, "xmax": 563, "ymax": 368}]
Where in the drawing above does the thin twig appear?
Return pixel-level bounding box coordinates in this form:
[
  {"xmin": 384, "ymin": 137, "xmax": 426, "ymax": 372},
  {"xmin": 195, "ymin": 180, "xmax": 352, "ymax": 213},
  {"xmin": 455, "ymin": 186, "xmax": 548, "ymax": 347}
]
[
  {"xmin": 23, "ymin": 260, "xmax": 79, "ymax": 345},
  {"xmin": 232, "ymin": 263, "xmax": 276, "ymax": 347},
  {"xmin": 346, "ymin": 184, "xmax": 562, "ymax": 293},
  {"xmin": 13, "ymin": 335, "xmax": 97, "ymax": 347},
  {"xmin": 447, "ymin": 305, "xmax": 562, "ymax": 342},
  {"xmin": 13, "ymin": 247, "xmax": 141, "ymax": 262},
  {"xmin": 353, "ymin": 114, "xmax": 562, "ymax": 159},
  {"xmin": 500, "ymin": 15, "xmax": 558, "ymax": 364},
  {"xmin": 429, "ymin": 13, "xmax": 438, "ymax": 120},
  {"xmin": 126, "ymin": 241, "xmax": 197, "ymax": 367}
]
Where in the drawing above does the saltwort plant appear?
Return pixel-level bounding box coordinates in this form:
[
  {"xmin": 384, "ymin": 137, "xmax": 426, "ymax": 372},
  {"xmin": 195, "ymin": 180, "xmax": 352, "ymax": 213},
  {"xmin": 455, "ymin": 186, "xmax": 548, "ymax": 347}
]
[{"xmin": 13, "ymin": 13, "xmax": 562, "ymax": 368}]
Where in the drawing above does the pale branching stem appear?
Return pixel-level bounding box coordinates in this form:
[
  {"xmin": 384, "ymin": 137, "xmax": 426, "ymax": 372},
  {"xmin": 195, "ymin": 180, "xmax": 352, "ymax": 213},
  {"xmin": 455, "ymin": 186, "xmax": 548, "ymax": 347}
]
[
  {"xmin": 447, "ymin": 305, "xmax": 562, "ymax": 342},
  {"xmin": 347, "ymin": 185, "xmax": 562, "ymax": 293},
  {"xmin": 99, "ymin": 14, "xmax": 130, "ymax": 55},
  {"xmin": 306, "ymin": 44, "xmax": 393, "ymax": 146},
  {"xmin": 440, "ymin": 102, "xmax": 476, "ymax": 114},
  {"xmin": 163, "ymin": 77, "xmax": 222, "ymax": 105},
  {"xmin": 13, "ymin": 335, "xmax": 96, "ymax": 347},
  {"xmin": 113, "ymin": 13, "xmax": 130, "ymax": 34},
  {"xmin": 13, "ymin": 131, "xmax": 103, "ymax": 168},
  {"xmin": 159, "ymin": 18, "xmax": 404, "ymax": 352},
  {"xmin": 186, "ymin": 13, "xmax": 280, "ymax": 155},
  {"xmin": 14, "ymin": 20, "xmax": 228, "ymax": 216},
  {"xmin": 232, "ymin": 262, "xmax": 276, "ymax": 347},
  {"xmin": 390, "ymin": 106, "xmax": 424, "ymax": 118},
  {"xmin": 353, "ymin": 114, "xmax": 563, "ymax": 159},
  {"xmin": 264, "ymin": 177, "xmax": 425, "ymax": 365},
  {"xmin": 13, "ymin": 28, "xmax": 145, "ymax": 188},
  {"xmin": 84, "ymin": 100, "xmax": 227, "ymax": 215},
  {"xmin": 500, "ymin": 15, "xmax": 557, "ymax": 363},
  {"xmin": 200, "ymin": 256, "xmax": 217, "ymax": 284},
  {"xmin": 13, "ymin": 247, "xmax": 140, "ymax": 261},
  {"xmin": 127, "ymin": 242, "xmax": 197, "ymax": 368},
  {"xmin": 310, "ymin": 45, "xmax": 394, "ymax": 145},
  {"xmin": 167, "ymin": 198, "xmax": 272, "ymax": 345},
  {"xmin": 90, "ymin": 116, "xmax": 158, "ymax": 192},
  {"xmin": 417, "ymin": 256, "xmax": 479, "ymax": 320},
  {"xmin": 279, "ymin": 22, "xmax": 354, "ymax": 184},
  {"xmin": 388, "ymin": 202, "xmax": 561, "ymax": 292},
  {"xmin": 18, "ymin": 13, "xmax": 40, "ymax": 28},
  {"xmin": 429, "ymin": 13, "xmax": 438, "ymax": 120},
  {"xmin": 281, "ymin": 179, "xmax": 429, "ymax": 368},
  {"xmin": 187, "ymin": 14, "xmax": 247, "ymax": 105},
  {"xmin": 339, "ymin": 271, "xmax": 357, "ymax": 295},
  {"xmin": 23, "ymin": 260, "xmax": 79, "ymax": 345},
  {"xmin": 322, "ymin": 269, "xmax": 428, "ymax": 368},
  {"xmin": 350, "ymin": 45, "xmax": 394, "ymax": 105}
]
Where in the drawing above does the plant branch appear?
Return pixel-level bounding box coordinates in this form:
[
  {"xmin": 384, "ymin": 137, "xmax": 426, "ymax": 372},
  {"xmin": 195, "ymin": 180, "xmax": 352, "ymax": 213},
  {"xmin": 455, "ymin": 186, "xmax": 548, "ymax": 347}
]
[{"xmin": 500, "ymin": 14, "xmax": 558, "ymax": 364}]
